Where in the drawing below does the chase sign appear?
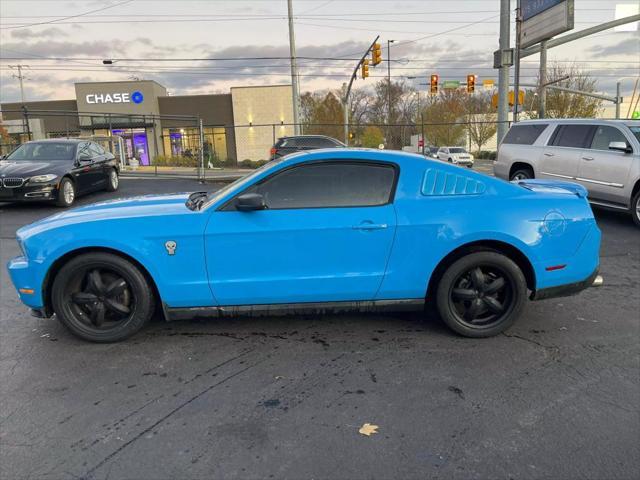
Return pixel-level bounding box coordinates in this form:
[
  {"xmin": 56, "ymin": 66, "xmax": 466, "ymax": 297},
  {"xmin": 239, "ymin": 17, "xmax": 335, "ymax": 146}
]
[{"xmin": 86, "ymin": 90, "xmax": 144, "ymax": 105}]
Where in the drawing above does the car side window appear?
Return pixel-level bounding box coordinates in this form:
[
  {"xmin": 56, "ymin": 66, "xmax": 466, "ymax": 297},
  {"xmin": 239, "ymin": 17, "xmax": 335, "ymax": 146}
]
[
  {"xmin": 502, "ymin": 124, "xmax": 548, "ymax": 145},
  {"xmin": 549, "ymin": 125, "xmax": 593, "ymax": 148},
  {"xmin": 231, "ymin": 162, "xmax": 396, "ymax": 210},
  {"xmin": 77, "ymin": 142, "xmax": 92, "ymax": 161},
  {"xmin": 589, "ymin": 126, "xmax": 628, "ymax": 151}
]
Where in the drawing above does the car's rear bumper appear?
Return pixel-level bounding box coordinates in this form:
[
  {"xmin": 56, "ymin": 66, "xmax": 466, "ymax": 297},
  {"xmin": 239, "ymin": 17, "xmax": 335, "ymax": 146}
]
[{"xmin": 531, "ymin": 268, "xmax": 600, "ymax": 300}]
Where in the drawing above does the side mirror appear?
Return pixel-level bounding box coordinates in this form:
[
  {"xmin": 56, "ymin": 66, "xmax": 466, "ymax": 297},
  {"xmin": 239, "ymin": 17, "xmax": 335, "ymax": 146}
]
[
  {"xmin": 235, "ymin": 193, "xmax": 266, "ymax": 211},
  {"xmin": 609, "ymin": 141, "xmax": 632, "ymax": 153}
]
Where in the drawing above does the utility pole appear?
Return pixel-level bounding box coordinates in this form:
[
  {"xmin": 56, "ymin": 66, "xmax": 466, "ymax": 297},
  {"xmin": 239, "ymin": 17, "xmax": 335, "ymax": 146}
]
[
  {"xmin": 538, "ymin": 40, "xmax": 547, "ymax": 118},
  {"xmin": 9, "ymin": 64, "xmax": 27, "ymax": 103},
  {"xmin": 512, "ymin": 0, "xmax": 522, "ymax": 124},
  {"xmin": 496, "ymin": 0, "xmax": 511, "ymax": 144},
  {"xmin": 287, "ymin": 0, "xmax": 300, "ymax": 135}
]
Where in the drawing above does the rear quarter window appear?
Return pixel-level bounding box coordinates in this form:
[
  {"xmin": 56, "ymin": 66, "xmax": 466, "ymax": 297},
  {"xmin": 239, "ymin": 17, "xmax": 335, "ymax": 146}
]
[{"xmin": 502, "ymin": 124, "xmax": 548, "ymax": 145}]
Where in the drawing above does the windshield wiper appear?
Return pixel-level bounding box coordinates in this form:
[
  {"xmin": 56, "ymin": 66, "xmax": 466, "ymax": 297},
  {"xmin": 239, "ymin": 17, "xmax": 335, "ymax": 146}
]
[{"xmin": 185, "ymin": 191, "xmax": 208, "ymax": 211}]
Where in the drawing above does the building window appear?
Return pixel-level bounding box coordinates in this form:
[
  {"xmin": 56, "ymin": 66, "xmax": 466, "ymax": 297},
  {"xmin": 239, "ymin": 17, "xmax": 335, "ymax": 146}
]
[{"xmin": 161, "ymin": 127, "xmax": 228, "ymax": 166}]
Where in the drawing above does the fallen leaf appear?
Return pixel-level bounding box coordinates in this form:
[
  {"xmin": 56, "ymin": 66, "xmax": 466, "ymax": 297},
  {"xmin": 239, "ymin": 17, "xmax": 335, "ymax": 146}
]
[{"xmin": 359, "ymin": 423, "xmax": 379, "ymax": 436}]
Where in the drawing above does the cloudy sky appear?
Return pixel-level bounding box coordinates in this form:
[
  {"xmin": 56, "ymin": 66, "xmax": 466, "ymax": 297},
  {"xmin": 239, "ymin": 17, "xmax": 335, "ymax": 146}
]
[{"xmin": 0, "ymin": 0, "xmax": 638, "ymax": 104}]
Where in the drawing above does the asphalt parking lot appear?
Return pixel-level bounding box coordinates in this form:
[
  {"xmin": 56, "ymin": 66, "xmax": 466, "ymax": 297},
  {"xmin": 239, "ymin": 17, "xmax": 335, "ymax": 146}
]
[{"xmin": 1, "ymin": 173, "xmax": 639, "ymax": 480}]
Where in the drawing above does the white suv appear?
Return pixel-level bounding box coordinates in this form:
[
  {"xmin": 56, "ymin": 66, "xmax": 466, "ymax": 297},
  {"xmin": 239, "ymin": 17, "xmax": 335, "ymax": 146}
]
[
  {"xmin": 494, "ymin": 119, "xmax": 640, "ymax": 226},
  {"xmin": 436, "ymin": 147, "xmax": 474, "ymax": 167}
]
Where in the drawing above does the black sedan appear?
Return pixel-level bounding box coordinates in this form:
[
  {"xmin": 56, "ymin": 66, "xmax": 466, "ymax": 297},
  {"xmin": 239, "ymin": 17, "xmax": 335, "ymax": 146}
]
[
  {"xmin": 0, "ymin": 139, "xmax": 119, "ymax": 207},
  {"xmin": 270, "ymin": 135, "xmax": 345, "ymax": 159}
]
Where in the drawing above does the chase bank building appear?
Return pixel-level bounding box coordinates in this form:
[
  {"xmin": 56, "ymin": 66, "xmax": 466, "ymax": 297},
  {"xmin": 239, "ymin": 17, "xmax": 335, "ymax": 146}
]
[{"xmin": 1, "ymin": 80, "xmax": 295, "ymax": 165}]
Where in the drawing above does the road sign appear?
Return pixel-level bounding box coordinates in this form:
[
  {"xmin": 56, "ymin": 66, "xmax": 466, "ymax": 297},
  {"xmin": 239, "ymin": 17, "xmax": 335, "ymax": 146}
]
[
  {"xmin": 521, "ymin": 0, "xmax": 574, "ymax": 49},
  {"xmin": 418, "ymin": 139, "xmax": 424, "ymax": 148},
  {"xmin": 442, "ymin": 80, "xmax": 460, "ymax": 89},
  {"xmin": 483, "ymin": 79, "xmax": 495, "ymax": 89},
  {"xmin": 632, "ymin": 111, "xmax": 640, "ymax": 120}
]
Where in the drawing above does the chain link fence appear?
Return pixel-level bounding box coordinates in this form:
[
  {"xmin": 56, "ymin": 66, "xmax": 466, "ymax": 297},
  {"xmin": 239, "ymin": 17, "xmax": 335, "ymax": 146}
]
[{"xmin": 1, "ymin": 108, "xmax": 510, "ymax": 179}]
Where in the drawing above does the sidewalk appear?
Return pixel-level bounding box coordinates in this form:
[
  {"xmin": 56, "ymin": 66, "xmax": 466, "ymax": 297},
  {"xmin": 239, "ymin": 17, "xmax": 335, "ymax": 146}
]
[{"xmin": 120, "ymin": 166, "xmax": 252, "ymax": 182}]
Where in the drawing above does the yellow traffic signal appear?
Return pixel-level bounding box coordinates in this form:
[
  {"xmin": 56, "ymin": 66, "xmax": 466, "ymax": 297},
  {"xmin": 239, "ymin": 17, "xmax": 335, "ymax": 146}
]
[
  {"xmin": 371, "ymin": 43, "xmax": 382, "ymax": 66},
  {"xmin": 361, "ymin": 59, "xmax": 369, "ymax": 79},
  {"xmin": 467, "ymin": 74, "xmax": 476, "ymax": 93},
  {"xmin": 508, "ymin": 90, "xmax": 525, "ymax": 106},
  {"xmin": 430, "ymin": 74, "xmax": 439, "ymax": 94}
]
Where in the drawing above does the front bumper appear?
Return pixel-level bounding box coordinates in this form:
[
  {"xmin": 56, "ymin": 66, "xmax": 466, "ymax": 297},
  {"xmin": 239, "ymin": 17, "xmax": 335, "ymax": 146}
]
[
  {"xmin": 0, "ymin": 182, "xmax": 58, "ymax": 202},
  {"xmin": 7, "ymin": 255, "xmax": 46, "ymax": 309}
]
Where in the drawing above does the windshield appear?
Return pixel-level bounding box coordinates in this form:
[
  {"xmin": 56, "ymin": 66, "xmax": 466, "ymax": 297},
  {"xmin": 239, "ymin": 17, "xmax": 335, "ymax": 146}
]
[
  {"xmin": 449, "ymin": 148, "xmax": 467, "ymax": 154},
  {"xmin": 202, "ymin": 158, "xmax": 285, "ymax": 209},
  {"xmin": 628, "ymin": 125, "xmax": 640, "ymax": 143},
  {"xmin": 6, "ymin": 142, "xmax": 76, "ymax": 162}
]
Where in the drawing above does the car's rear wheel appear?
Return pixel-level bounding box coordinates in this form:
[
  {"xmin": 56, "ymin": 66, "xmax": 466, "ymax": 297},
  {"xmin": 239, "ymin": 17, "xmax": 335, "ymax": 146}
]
[
  {"xmin": 631, "ymin": 189, "xmax": 640, "ymax": 227},
  {"xmin": 105, "ymin": 168, "xmax": 119, "ymax": 192},
  {"xmin": 436, "ymin": 252, "xmax": 527, "ymax": 337},
  {"xmin": 51, "ymin": 252, "xmax": 154, "ymax": 342},
  {"xmin": 510, "ymin": 167, "xmax": 533, "ymax": 181},
  {"xmin": 55, "ymin": 177, "xmax": 75, "ymax": 207}
]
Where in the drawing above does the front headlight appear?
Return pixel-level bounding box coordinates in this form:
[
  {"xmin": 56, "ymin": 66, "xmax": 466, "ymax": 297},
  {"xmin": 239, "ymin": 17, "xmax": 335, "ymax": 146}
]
[{"xmin": 29, "ymin": 174, "xmax": 58, "ymax": 183}]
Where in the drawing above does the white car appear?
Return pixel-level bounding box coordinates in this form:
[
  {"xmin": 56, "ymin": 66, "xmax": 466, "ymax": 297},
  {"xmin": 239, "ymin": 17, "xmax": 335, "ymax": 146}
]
[{"xmin": 437, "ymin": 147, "xmax": 474, "ymax": 167}]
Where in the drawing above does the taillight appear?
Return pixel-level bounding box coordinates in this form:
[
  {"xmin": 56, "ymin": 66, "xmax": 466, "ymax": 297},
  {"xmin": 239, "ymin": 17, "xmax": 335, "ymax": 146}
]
[{"xmin": 270, "ymin": 147, "xmax": 277, "ymax": 156}]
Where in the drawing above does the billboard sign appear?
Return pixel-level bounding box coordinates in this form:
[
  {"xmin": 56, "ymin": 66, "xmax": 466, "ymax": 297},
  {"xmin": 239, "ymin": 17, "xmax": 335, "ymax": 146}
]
[{"xmin": 521, "ymin": 0, "xmax": 574, "ymax": 48}]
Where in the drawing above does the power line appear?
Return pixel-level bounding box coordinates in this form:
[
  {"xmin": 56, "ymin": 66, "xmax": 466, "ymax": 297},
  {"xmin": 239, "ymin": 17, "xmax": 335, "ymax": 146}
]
[{"xmin": 1, "ymin": 0, "xmax": 134, "ymax": 30}]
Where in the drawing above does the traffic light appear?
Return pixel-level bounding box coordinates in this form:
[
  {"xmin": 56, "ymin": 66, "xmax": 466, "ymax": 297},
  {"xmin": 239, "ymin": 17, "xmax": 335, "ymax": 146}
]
[
  {"xmin": 430, "ymin": 74, "xmax": 439, "ymax": 94},
  {"xmin": 371, "ymin": 43, "xmax": 382, "ymax": 66},
  {"xmin": 361, "ymin": 59, "xmax": 370, "ymax": 79},
  {"xmin": 467, "ymin": 74, "xmax": 476, "ymax": 93}
]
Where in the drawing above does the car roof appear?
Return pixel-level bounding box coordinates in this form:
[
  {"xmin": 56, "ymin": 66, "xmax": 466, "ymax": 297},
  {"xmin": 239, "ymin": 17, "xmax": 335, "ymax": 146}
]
[
  {"xmin": 515, "ymin": 118, "xmax": 634, "ymax": 126},
  {"xmin": 24, "ymin": 138, "xmax": 85, "ymax": 144}
]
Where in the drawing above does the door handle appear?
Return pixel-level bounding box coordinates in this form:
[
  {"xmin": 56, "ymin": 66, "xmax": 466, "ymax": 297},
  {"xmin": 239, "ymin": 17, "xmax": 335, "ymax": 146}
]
[
  {"xmin": 582, "ymin": 156, "xmax": 594, "ymax": 161},
  {"xmin": 544, "ymin": 152, "xmax": 554, "ymax": 157},
  {"xmin": 353, "ymin": 222, "xmax": 388, "ymax": 231}
]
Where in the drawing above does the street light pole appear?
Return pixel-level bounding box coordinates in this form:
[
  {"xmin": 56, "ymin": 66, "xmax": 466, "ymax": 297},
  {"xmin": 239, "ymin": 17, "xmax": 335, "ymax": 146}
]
[
  {"xmin": 387, "ymin": 40, "xmax": 395, "ymax": 126},
  {"xmin": 287, "ymin": 0, "xmax": 301, "ymax": 134},
  {"xmin": 496, "ymin": 0, "xmax": 510, "ymax": 143}
]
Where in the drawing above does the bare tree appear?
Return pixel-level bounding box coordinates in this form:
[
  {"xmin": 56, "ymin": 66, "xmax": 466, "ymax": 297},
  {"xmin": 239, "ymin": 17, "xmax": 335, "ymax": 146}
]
[
  {"xmin": 422, "ymin": 90, "xmax": 467, "ymax": 147},
  {"xmin": 463, "ymin": 92, "xmax": 497, "ymax": 153},
  {"xmin": 527, "ymin": 63, "xmax": 604, "ymax": 119}
]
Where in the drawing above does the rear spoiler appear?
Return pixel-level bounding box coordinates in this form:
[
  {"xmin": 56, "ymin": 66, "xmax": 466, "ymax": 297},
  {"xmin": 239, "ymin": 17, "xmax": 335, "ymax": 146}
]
[{"xmin": 514, "ymin": 179, "xmax": 588, "ymax": 198}]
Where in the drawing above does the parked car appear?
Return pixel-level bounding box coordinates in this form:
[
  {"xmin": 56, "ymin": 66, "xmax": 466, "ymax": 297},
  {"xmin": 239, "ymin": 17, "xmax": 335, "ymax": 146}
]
[
  {"xmin": 436, "ymin": 146, "xmax": 474, "ymax": 167},
  {"xmin": 0, "ymin": 139, "xmax": 119, "ymax": 207},
  {"xmin": 425, "ymin": 146, "xmax": 440, "ymax": 158},
  {"xmin": 8, "ymin": 149, "xmax": 602, "ymax": 343},
  {"xmin": 270, "ymin": 135, "xmax": 345, "ymax": 159},
  {"xmin": 494, "ymin": 119, "xmax": 640, "ymax": 226}
]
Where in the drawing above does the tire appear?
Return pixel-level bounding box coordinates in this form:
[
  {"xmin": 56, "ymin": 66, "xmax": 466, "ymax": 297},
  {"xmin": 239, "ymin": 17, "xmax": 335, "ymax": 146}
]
[
  {"xmin": 55, "ymin": 177, "xmax": 76, "ymax": 207},
  {"xmin": 435, "ymin": 251, "xmax": 527, "ymax": 338},
  {"xmin": 51, "ymin": 252, "xmax": 154, "ymax": 342},
  {"xmin": 632, "ymin": 189, "xmax": 640, "ymax": 227},
  {"xmin": 447, "ymin": 158, "xmax": 453, "ymax": 163},
  {"xmin": 105, "ymin": 168, "xmax": 119, "ymax": 192},
  {"xmin": 510, "ymin": 167, "xmax": 534, "ymax": 181}
]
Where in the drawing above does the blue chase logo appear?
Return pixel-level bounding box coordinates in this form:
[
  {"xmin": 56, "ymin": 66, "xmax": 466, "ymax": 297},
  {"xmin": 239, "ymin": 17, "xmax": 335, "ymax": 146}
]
[{"xmin": 131, "ymin": 91, "xmax": 144, "ymax": 104}]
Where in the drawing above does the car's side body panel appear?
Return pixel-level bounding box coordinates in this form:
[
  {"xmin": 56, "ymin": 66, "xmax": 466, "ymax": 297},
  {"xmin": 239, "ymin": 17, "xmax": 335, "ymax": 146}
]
[{"xmin": 9, "ymin": 194, "xmax": 214, "ymax": 309}]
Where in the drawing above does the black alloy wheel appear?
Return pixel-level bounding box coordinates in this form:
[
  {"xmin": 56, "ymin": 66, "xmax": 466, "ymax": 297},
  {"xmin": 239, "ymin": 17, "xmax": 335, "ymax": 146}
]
[
  {"xmin": 51, "ymin": 252, "xmax": 154, "ymax": 342},
  {"xmin": 436, "ymin": 251, "xmax": 527, "ymax": 337}
]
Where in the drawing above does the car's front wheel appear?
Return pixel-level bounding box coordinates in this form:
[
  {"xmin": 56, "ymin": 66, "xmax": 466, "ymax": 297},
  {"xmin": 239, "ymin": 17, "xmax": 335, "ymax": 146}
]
[
  {"xmin": 51, "ymin": 252, "xmax": 154, "ymax": 342},
  {"xmin": 55, "ymin": 177, "xmax": 76, "ymax": 207},
  {"xmin": 631, "ymin": 189, "xmax": 640, "ymax": 227},
  {"xmin": 436, "ymin": 251, "xmax": 527, "ymax": 337},
  {"xmin": 106, "ymin": 168, "xmax": 119, "ymax": 192}
]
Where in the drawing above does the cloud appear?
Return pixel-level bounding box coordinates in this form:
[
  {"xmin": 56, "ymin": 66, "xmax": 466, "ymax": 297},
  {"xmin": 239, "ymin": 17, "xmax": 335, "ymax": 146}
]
[
  {"xmin": 11, "ymin": 27, "xmax": 68, "ymax": 39},
  {"xmin": 589, "ymin": 37, "xmax": 640, "ymax": 57}
]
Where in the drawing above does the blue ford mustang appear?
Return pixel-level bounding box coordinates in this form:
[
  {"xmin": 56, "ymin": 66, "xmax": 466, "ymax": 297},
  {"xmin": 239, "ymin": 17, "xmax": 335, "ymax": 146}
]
[{"xmin": 7, "ymin": 149, "xmax": 602, "ymax": 342}]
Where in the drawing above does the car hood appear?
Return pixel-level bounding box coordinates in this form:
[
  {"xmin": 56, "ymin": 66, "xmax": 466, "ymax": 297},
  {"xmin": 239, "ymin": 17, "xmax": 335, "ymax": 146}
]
[
  {"xmin": 17, "ymin": 193, "xmax": 196, "ymax": 238},
  {"xmin": 0, "ymin": 159, "xmax": 71, "ymax": 177}
]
